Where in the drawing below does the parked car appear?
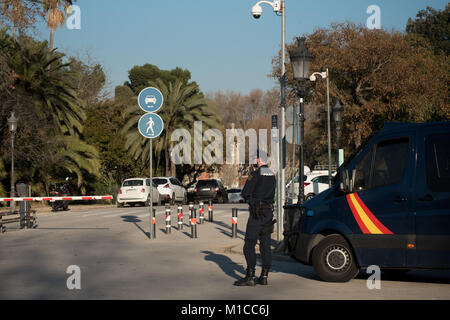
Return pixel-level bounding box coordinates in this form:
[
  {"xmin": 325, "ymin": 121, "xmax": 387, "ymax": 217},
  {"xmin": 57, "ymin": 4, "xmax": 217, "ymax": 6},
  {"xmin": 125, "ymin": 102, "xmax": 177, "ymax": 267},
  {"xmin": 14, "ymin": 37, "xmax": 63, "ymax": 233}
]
[
  {"xmin": 152, "ymin": 177, "xmax": 187, "ymax": 205},
  {"xmin": 287, "ymin": 171, "xmax": 336, "ymax": 203},
  {"xmin": 227, "ymin": 188, "xmax": 244, "ymax": 203},
  {"xmin": 186, "ymin": 184, "xmax": 196, "ymax": 203},
  {"xmin": 117, "ymin": 178, "xmax": 163, "ymax": 207},
  {"xmin": 194, "ymin": 179, "xmax": 228, "ymax": 203}
]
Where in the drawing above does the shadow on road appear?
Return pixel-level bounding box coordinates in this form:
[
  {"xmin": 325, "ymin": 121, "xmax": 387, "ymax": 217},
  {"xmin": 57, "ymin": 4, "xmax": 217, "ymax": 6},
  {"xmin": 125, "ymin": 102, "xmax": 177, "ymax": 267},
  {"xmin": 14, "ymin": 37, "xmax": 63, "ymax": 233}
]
[
  {"xmin": 121, "ymin": 215, "xmax": 150, "ymax": 239},
  {"xmin": 201, "ymin": 249, "xmax": 320, "ymax": 281},
  {"xmin": 202, "ymin": 250, "xmax": 246, "ymax": 280}
]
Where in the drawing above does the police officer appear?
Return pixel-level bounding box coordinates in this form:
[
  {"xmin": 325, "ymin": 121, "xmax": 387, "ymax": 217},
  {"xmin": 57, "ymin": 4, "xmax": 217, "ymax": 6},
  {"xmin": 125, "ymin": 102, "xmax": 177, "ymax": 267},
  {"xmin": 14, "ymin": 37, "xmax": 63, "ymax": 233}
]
[{"xmin": 234, "ymin": 150, "xmax": 276, "ymax": 286}]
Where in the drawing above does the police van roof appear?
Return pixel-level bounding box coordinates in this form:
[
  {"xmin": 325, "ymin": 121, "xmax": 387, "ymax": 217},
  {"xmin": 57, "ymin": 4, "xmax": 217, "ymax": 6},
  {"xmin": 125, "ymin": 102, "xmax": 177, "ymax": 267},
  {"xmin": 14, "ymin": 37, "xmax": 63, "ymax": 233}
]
[{"xmin": 383, "ymin": 121, "xmax": 450, "ymax": 131}]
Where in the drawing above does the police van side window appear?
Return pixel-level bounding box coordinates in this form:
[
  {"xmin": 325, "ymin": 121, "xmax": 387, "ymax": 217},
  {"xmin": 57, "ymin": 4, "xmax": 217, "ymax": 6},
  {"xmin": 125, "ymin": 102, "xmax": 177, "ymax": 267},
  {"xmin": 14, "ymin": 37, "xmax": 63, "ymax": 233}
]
[
  {"xmin": 372, "ymin": 138, "xmax": 409, "ymax": 189},
  {"xmin": 354, "ymin": 148, "xmax": 373, "ymax": 191},
  {"xmin": 426, "ymin": 133, "xmax": 450, "ymax": 192}
]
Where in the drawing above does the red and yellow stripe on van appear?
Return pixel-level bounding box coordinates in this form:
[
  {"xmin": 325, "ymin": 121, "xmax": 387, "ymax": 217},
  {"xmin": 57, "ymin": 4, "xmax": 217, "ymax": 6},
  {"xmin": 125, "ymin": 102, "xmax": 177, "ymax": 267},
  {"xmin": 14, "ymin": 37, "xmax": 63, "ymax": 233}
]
[{"xmin": 346, "ymin": 193, "xmax": 393, "ymax": 235}]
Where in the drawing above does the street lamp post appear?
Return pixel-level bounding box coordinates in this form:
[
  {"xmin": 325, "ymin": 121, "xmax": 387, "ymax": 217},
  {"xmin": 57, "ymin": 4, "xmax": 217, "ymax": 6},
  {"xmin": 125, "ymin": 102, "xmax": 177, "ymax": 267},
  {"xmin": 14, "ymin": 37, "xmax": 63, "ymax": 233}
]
[
  {"xmin": 251, "ymin": 0, "xmax": 285, "ymax": 241},
  {"xmin": 333, "ymin": 101, "xmax": 344, "ymax": 169},
  {"xmin": 8, "ymin": 112, "xmax": 18, "ymax": 210},
  {"xmin": 289, "ymin": 37, "xmax": 313, "ymax": 205},
  {"xmin": 310, "ymin": 69, "xmax": 332, "ymax": 187}
]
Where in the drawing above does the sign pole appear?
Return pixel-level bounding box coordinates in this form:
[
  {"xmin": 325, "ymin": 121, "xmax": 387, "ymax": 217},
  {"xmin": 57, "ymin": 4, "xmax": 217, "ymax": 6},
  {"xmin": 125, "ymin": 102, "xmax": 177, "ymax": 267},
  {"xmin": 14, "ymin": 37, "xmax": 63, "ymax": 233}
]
[{"xmin": 150, "ymin": 138, "xmax": 153, "ymax": 239}]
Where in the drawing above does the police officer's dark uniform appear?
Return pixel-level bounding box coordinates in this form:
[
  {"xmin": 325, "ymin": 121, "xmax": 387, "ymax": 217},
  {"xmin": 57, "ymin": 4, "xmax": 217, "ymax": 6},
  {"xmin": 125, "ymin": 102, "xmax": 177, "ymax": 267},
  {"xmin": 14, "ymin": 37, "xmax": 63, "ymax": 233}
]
[{"xmin": 234, "ymin": 152, "xmax": 276, "ymax": 286}]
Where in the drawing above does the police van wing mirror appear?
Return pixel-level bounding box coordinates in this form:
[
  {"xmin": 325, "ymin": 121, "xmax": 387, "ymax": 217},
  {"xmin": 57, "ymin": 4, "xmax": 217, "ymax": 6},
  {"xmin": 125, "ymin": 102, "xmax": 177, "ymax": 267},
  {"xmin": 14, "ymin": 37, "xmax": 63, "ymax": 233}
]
[{"xmin": 339, "ymin": 169, "xmax": 355, "ymax": 193}]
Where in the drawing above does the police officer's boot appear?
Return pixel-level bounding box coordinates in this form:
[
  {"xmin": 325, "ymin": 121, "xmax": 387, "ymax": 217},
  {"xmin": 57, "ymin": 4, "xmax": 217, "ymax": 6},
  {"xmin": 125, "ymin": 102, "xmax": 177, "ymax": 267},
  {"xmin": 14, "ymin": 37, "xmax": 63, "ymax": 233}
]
[
  {"xmin": 255, "ymin": 267, "xmax": 270, "ymax": 285},
  {"xmin": 234, "ymin": 268, "xmax": 256, "ymax": 286}
]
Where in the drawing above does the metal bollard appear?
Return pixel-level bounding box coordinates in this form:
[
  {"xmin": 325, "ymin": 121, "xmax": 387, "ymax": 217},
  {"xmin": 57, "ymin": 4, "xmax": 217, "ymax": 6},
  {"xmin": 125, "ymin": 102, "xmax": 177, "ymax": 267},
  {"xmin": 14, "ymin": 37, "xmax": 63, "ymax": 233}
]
[
  {"xmin": 177, "ymin": 206, "xmax": 183, "ymax": 230},
  {"xmin": 232, "ymin": 208, "xmax": 238, "ymax": 238},
  {"xmin": 208, "ymin": 200, "xmax": 213, "ymax": 222},
  {"xmin": 191, "ymin": 208, "xmax": 198, "ymax": 238},
  {"xmin": 199, "ymin": 202, "xmax": 204, "ymax": 224},
  {"xmin": 189, "ymin": 203, "xmax": 194, "ymax": 226},
  {"xmin": 165, "ymin": 206, "xmax": 171, "ymax": 234},
  {"xmin": 151, "ymin": 208, "xmax": 156, "ymax": 239}
]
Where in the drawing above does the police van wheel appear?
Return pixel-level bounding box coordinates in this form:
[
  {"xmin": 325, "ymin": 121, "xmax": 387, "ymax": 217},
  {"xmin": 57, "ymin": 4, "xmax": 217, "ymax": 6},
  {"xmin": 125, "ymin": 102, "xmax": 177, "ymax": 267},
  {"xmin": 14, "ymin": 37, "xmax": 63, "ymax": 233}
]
[{"xmin": 312, "ymin": 234, "xmax": 359, "ymax": 282}]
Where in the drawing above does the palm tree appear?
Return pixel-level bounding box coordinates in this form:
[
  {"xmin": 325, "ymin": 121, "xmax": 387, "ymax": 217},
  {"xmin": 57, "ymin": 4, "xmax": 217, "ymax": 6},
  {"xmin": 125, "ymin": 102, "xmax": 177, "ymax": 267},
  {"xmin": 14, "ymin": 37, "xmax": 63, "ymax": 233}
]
[
  {"xmin": 41, "ymin": 135, "xmax": 101, "ymax": 193},
  {"xmin": 42, "ymin": 0, "xmax": 73, "ymax": 50},
  {"xmin": 3, "ymin": 30, "xmax": 85, "ymax": 136},
  {"xmin": 122, "ymin": 79, "xmax": 222, "ymax": 177}
]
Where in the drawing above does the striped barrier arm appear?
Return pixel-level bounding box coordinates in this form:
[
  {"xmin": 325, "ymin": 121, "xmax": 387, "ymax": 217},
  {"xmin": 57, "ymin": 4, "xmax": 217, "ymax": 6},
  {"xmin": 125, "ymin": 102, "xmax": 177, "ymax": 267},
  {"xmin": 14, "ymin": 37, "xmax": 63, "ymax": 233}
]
[{"xmin": 0, "ymin": 196, "xmax": 113, "ymax": 202}]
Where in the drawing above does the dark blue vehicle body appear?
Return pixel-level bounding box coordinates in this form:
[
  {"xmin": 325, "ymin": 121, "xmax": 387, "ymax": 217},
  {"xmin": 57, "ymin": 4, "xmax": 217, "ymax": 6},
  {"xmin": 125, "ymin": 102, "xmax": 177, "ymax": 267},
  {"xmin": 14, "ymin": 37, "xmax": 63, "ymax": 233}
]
[{"xmin": 290, "ymin": 122, "xmax": 450, "ymax": 273}]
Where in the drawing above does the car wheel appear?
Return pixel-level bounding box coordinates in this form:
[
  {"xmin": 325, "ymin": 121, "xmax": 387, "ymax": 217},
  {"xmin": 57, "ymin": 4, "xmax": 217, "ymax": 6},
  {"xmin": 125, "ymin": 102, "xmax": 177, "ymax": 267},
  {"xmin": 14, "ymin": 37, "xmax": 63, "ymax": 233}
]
[
  {"xmin": 117, "ymin": 202, "xmax": 124, "ymax": 208},
  {"xmin": 306, "ymin": 193, "xmax": 316, "ymax": 201},
  {"xmin": 183, "ymin": 193, "xmax": 187, "ymax": 205},
  {"xmin": 312, "ymin": 234, "xmax": 359, "ymax": 282},
  {"xmin": 144, "ymin": 196, "xmax": 151, "ymax": 207},
  {"xmin": 170, "ymin": 194, "xmax": 175, "ymax": 206}
]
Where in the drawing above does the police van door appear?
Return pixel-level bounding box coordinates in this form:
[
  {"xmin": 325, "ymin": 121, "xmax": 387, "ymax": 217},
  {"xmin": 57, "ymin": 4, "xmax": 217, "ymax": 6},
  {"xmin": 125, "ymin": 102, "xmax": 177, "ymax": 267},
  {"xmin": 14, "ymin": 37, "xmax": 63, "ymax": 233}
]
[
  {"xmin": 348, "ymin": 135, "xmax": 414, "ymax": 268},
  {"xmin": 413, "ymin": 129, "xmax": 450, "ymax": 268}
]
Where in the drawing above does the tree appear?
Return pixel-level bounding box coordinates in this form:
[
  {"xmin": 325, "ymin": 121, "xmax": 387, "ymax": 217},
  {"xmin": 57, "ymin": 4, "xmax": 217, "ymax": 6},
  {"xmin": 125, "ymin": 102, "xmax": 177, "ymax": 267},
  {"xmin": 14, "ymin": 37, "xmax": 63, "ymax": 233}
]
[
  {"xmin": 67, "ymin": 54, "xmax": 107, "ymax": 108},
  {"xmin": 273, "ymin": 23, "xmax": 449, "ymax": 154},
  {"xmin": 0, "ymin": 30, "xmax": 100, "ymax": 195},
  {"xmin": 0, "ymin": 0, "xmax": 43, "ymax": 38},
  {"xmin": 42, "ymin": 0, "xmax": 74, "ymax": 49},
  {"xmin": 406, "ymin": 4, "xmax": 450, "ymax": 55},
  {"xmin": 125, "ymin": 63, "xmax": 193, "ymax": 95},
  {"xmin": 122, "ymin": 78, "xmax": 222, "ymax": 177},
  {"xmin": 3, "ymin": 31, "xmax": 85, "ymax": 136},
  {"xmin": 84, "ymin": 100, "xmax": 139, "ymax": 187}
]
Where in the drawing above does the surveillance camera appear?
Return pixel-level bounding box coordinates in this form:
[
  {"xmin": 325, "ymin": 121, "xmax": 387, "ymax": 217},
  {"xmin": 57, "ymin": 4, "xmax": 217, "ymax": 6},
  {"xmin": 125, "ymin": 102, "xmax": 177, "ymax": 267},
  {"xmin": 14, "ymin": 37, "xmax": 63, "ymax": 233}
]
[
  {"xmin": 310, "ymin": 75, "xmax": 317, "ymax": 82},
  {"xmin": 251, "ymin": 4, "xmax": 262, "ymax": 19}
]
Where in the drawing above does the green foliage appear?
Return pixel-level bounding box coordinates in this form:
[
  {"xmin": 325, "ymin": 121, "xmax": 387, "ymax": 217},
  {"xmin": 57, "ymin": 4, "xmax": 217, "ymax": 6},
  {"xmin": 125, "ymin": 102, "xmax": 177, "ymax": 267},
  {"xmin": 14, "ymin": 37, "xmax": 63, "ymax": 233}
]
[
  {"xmin": 84, "ymin": 101, "xmax": 140, "ymax": 185},
  {"xmin": 1, "ymin": 30, "xmax": 85, "ymax": 136},
  {"xmin": 0, "ymin": 158, "xmax": 6, "ymax": 197},
  {"xmin": 125, "ymin": 63, "xmax": 194, "ymax": 95},
  {"xmin": 406, "ymin": 4, "xmax": 450, "ymax": 55}
]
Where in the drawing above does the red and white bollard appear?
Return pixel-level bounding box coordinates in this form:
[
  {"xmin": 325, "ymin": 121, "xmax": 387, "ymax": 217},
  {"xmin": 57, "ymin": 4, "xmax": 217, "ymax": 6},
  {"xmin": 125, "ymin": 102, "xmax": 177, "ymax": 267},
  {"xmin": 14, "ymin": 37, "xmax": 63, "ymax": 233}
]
[
  {"xmin": 177, "ymin": 206, "xmax": 183, "ymax": 230},
  {"xmin": 191, "ymin": 208, "xmax": 197, "ymax": 239},
  {"xmin": 199, "ymin": 202, "xmax": 205, "ymax": 224},
  {"xmin": 208, "ymin": 200, "xmax": 213, "ymax": 222},
  {"xmin": 189, "ymin": 203, "xmax": 194, "ymax": 226},
  {"xmin": 151, "ymin": 209, "xmax": 156, "ymax": 239},
  {"xmin": 232, "ymin": 208, "xmax": 238, "ymax": 238},
  {"xmin": 165, "ymin": 206, "xmax": 171, "ymax": 234}
]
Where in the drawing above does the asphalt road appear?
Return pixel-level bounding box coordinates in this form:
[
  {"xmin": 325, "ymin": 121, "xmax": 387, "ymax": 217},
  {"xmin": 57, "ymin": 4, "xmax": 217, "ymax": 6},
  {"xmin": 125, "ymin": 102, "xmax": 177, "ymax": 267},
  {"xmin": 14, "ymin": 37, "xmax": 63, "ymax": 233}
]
[{"xmin": 0, "ymin": 203, "xmax": 449, "ymax": 300}]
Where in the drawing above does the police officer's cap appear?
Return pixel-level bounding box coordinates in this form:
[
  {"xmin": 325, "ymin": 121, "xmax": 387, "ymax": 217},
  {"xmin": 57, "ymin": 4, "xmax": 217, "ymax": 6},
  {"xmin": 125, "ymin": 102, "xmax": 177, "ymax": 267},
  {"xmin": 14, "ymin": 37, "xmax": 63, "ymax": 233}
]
[{"xmin": 252, "ymin": 149, "xmax": 268, "ymax": 162}]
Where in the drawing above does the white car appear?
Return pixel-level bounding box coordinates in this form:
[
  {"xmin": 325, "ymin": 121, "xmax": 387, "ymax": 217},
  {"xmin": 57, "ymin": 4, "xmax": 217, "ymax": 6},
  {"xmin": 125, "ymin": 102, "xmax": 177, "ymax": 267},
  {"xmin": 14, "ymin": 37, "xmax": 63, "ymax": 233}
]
[
  {"xmin": 287, "ymin": 172, "xmax": 335, "ymax": 203},
  {"xmin": 145, "ymin": 95, "xmax": 157, "ymax": 105},
  {"xmin": 227, "ymin": 188, "xmax": 244, "ymax": 203},
  {"xmin": 152, "ymin": 177, "xmax": 187, "ymax": 205},
  {"xmin": 117, "ymin": 178, "xmax": 163, "ymax": 207}
]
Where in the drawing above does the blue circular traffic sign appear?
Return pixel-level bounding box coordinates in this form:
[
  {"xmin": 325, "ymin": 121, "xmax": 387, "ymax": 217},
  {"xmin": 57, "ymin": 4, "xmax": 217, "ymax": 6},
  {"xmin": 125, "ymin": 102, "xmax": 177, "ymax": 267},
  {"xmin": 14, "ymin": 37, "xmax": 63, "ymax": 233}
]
[
  {"xmin": 138, "ymin": 113, "xmax": 164, "ymax": 139},
  {"xmin": 138, "ymin": 87, "xmax": 164, "ymax": 113}
]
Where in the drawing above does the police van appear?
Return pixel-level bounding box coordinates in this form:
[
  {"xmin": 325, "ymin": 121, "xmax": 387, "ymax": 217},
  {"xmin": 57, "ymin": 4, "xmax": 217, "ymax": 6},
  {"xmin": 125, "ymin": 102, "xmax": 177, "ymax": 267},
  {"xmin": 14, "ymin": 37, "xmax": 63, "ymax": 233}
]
[{"xmin": 287, "ymin": 121, "xmax": 450, "ymax": 282}]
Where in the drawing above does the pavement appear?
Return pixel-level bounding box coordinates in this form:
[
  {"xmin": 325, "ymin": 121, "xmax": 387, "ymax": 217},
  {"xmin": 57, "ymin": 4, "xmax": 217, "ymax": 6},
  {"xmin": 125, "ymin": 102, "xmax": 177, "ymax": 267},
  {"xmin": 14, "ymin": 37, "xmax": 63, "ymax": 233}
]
[{"xmin": 0, "ymin": 203, "xmax": 449, "ymax": 300}]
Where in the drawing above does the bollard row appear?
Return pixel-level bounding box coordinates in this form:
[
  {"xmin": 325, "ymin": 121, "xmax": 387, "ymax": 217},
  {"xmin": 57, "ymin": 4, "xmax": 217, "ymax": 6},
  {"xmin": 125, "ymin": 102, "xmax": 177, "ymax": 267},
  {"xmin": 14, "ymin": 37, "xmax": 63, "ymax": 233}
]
[{"xmin": 148, "ymin": 202, "xmax": 239, "ymax": 240}]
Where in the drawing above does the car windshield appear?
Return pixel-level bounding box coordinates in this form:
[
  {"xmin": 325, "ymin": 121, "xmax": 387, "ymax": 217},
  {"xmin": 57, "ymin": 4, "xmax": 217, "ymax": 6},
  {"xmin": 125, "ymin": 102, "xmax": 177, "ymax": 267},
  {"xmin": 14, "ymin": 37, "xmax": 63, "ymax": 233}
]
[
  {"xmin": 123, "ymin": 180, "xmax": 143, "ymax": 187},
  {"xmin": 153, "ymin": 178, "xmax": 168, "ymax": 185},
  {"xmin": 196, "ymin": 180, "xmax": 218, "ymax": 188}
]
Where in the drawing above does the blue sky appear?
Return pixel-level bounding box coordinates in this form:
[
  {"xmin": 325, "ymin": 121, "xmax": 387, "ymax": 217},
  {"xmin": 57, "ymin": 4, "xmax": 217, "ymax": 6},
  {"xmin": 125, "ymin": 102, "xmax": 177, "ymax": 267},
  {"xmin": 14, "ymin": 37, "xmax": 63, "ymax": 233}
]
[{"xmin": 33, "ymin": 0, "xmax": 448, "ymax": 96}]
